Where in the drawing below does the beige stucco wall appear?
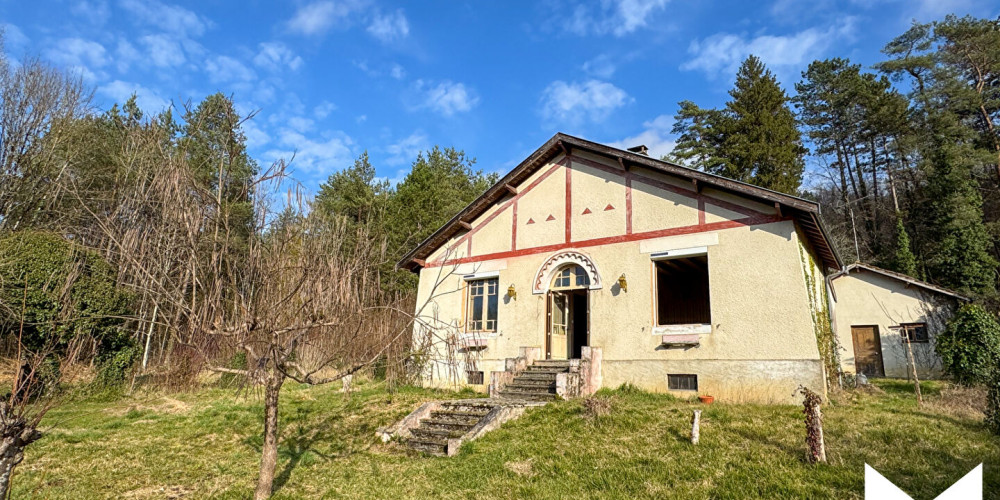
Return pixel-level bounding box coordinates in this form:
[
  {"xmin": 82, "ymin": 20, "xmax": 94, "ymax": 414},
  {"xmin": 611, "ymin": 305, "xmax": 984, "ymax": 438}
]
[
  {"xmin": 412, "ymin": 153, "xmax": 828, "ymax": 404},
  {"xmin": 831, "ymin": 271, "xmax": 956, "ymax": 379}
]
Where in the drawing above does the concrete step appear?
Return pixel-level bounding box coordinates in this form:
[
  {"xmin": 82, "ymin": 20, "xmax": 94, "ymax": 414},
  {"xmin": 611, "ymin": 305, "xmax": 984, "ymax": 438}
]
[
  {"xmin": 507, "ymin": 381, "xmax": 556, "ymax": 390},
  {"xmin": 406, "ymin": 438, "xmax": 447, "ymax": 456},
  {"xmin": 497, "ymin": 391, "xmax": 559, "ymax": 402},
  {"xmin": 438, "ymin": 401, "xmax": 496, "ymax": 414},
  {"xmin": 411, "ymin": 427, "xmax": 465, "ymax": 440},
  {"xmin": 421, "ymin": 419, "xmax": 477, "ymax": 433},
  {"xmin": 533, "ymin": 359, "xmax": 571, "ymax": 366},
  {"xmin": 429, "ymin": 410, "xmax": 487, "ymax": 423},
  {"xmin": 516, "ymin": 372, "xmax": 559, "ymax": 381},
  {"xmin": 524, "ymin": 366, "xmax": 570, "ymax": 373}
]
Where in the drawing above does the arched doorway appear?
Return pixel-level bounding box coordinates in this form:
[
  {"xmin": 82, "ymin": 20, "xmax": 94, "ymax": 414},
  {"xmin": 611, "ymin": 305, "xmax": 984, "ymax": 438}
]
[{"xmin": 546, "ymin": 264, "xmax": 590, "ymax": 360}]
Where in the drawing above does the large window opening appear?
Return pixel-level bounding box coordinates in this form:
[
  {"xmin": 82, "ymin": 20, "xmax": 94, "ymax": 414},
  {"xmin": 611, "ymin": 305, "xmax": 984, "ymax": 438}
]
[
  {"xmin": 655, "ymin": 255, "xmax": 711, "ymax": 325},
  {"xmin": 467, "ymin": 278, "xmax": 498, "ymax": 332}
]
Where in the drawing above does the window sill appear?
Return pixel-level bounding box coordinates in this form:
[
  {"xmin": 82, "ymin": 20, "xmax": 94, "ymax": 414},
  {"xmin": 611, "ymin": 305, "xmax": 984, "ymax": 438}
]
[{"xmin": 653, "ymin": 324, "xmax": 711, "ymax": 336}]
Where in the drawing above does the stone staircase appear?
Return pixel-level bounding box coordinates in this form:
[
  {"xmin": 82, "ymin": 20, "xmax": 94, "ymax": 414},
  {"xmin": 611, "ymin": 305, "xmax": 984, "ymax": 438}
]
[
  {"xmin": 404, "ymin": 399, "xmax": 496, "ymax": 455},
  {"xmin": 493, "ymin": 359, "xmax": 569, "ymax": 402},
  {"xmin": 378, "ymin": 347, "xmax": 602, "ymax": 457}
]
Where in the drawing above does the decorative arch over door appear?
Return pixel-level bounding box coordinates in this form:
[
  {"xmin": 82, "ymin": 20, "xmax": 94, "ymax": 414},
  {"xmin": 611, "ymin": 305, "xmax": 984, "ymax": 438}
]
[{"xmin": 532, "ymin": 250, "xmax": 603, "ymax": 294}]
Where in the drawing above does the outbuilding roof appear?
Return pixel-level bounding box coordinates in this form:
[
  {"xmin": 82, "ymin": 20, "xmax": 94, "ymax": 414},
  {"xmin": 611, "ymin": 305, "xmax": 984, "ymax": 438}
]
[
  {"xmin": 397, "ymin": 132, "xmax": 842, "ymax": 272},
  {"xmin": 829, "ymin": 263, "xmax": 969, "ymax": 301}
]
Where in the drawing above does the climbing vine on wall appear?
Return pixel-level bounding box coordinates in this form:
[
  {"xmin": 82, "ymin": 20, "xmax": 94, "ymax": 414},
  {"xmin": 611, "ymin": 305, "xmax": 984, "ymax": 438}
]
[{"xmin": 799, "ymin": 244, "xmax": 841, "ymax": 390}]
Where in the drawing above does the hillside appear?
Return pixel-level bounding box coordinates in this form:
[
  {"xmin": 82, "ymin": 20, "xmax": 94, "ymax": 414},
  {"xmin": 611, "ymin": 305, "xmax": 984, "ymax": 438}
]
[{"xmin": 11, "ymin": 380, "xmax": 999, "ymax": 499}]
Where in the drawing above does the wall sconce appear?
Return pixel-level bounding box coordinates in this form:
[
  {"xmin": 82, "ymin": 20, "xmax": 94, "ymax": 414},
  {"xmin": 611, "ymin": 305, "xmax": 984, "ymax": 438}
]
[
  {"xmin": 507, "ymin": 284, "xmax": 517, "ymax": 300},
  {"xmin": 618, "ymin": 274, "xmax": 628, "ymax": 293}
]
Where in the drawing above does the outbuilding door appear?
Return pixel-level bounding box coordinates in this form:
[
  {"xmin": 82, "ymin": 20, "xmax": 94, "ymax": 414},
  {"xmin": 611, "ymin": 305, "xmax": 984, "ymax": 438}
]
[{"xmin": 851, "ymin": 325, "xmax": 885, "ymax": 377}]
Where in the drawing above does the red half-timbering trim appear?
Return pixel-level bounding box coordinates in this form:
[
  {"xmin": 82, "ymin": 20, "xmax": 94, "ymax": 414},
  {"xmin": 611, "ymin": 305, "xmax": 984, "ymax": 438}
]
[
  {"xmin": 625, "ymin": 172, "xmax": 633, "ymax": 235},
  {"xmin": 467, "ymin": 236, "xmax": 472, "ymax": 256},
  {"xmin": 582, "ymin": 207, "xmax": 592, "ymax": 215},
  {"xmin": 425, "ymin": 214, "xmax": 788, "ymax": 268},
  {"xmin": 511, "ymin": 199, "xmax": 518, "ymax": 250},
  {"xmin": 527, "ymin": 218, "xmax": 535, "ymax": 224},
  {"xmin": 604, "ymin": 204, "xmax": 615, "ymax": 211},
  {"xmin": 570, "ymin": 155, "xmax": 767, "ymax": 219},
  {"xmin": 546, "ymin": 214, "xmax": 556, "ymax": 221},
  {"xmin": 565, "ymin": 160, "xmax": 572, "ymax": 243},
  {"xmin": 443, "ymin": 158, "xmax": 567, "ymax": 256},
  {"xmin": 698, "ymin": 198, "xmax": 706, "ymax": 226}
]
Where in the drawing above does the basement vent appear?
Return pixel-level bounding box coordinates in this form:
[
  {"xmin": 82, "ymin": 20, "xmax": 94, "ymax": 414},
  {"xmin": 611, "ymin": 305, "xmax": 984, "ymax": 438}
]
[
  {"xmin": 667, "ymin": 374, "xmax": 698, "ymax": 391},
  {"xmin": 467, "ymin": 370, "xmax": 484, "ymax": 385}
]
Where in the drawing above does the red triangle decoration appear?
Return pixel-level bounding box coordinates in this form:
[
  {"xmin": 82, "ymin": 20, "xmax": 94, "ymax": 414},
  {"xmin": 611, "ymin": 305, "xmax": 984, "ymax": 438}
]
[
  {"xmin": 546, "ymin": 214, "xmax": 556, "ymax": 221},
  {"xmin": 582, "ymin": 207, "xmax": 592, "ymax": 215},
  {"xmin": 526, "ymin": 218, "xmax": 535, "ymax": 225},
  {"xmin": 604, "ymin": 204, "xmax": 615, "ymax": 211}
]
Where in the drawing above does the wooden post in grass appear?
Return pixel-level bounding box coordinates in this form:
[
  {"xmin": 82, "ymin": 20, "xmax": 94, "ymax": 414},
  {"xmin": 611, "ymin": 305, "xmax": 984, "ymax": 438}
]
[
  {"xmin": 904, "ymin": 336, "xmax": 923, "ymax": 405},
  {"xmin": 797, "ymin": 386, "xmax": 827, "ymax": 463},
  {"xmin": 690, "ymin": 410, "xmax": 701, "ymax": 445}
]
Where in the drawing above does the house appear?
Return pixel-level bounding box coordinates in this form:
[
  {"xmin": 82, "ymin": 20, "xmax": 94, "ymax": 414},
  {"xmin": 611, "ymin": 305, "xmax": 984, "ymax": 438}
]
[
  {"xmin": 397, "ymin": 133, "xmax": 956, "ymax": 404},
  {"xmin": 829, "ymin": 263, "xmax": 966, "ymax": 380}
]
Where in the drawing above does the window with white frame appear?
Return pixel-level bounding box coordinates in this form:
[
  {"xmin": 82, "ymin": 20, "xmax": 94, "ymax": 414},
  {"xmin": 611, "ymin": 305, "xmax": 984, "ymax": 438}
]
[{"xmin": 467, "ymin": 278, "xmax": 498, "ymax": 332}]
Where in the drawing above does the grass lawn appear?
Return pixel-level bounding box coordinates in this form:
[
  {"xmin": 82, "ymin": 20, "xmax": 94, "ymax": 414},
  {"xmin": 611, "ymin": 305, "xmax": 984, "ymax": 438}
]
[{"xmin": 10, "ymin": 379, "xmax": 999, "ymax": 499}]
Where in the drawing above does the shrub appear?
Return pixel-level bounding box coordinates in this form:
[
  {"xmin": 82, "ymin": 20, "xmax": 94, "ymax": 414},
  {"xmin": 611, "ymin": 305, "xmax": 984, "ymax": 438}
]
[
  {"xmin": 218, "ymin": 351, "xmax": 248, "ymax": 387},
  {"xmin": 935, "ymin": 304, "xmax": 1000, "ymax": 386},
  {"xmin": 985, "ymin": 375, "xmax": 1000, "ymax": 435},
  {"xmin": 95, "ymin": 343, "xmax": 140, "ymax": 388},
  {"xmin": 0, "ymin": 231, "xmax": 132, "ymax": 352}
]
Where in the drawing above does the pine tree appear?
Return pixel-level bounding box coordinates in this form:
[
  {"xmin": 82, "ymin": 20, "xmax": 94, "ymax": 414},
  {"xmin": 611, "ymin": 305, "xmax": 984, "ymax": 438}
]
[
  {"xmin": 920, "ymin": 110, "xmax": 998, "ymax": 298},
  {"xmin": 670, "ymin": 56, "xmax": 806, "ymax": 194},
  {"xmin": 720, "ymin": 55, "xmax": 807, "ymax": 193},
  {"xmin": 890, "ymin": 216, "xmax": 918, "ymax": 277}
]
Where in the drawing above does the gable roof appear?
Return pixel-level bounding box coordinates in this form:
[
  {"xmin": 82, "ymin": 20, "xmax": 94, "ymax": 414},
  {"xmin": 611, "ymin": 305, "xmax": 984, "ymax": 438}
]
[
  {"xmin": 829, "ymin": 263, "xmax": 969, "ymax": 301},
  {"xmin": 397, "ymin": 132, "xmax": 842, "ymax": 272}
]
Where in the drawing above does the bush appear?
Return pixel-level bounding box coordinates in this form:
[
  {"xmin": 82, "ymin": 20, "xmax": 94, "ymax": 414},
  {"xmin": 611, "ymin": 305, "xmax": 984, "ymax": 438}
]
[
  {"xmin": 0, "ymin": 231, "xmax": 132, "ymax": 352},
  {"xmin": 935, "ymin": 304, "xmax": 1000, "ymax": 386},
  {"xmin": 218, "ymin": 351, "xmax": 248, "ymax": 388},
  {"xmin": 985, "ymin": 375, "xmax": 1000, "ymax": 435},
  {"xmin": 95, "ymin": 343, "xmax": 140, "ymax": 389}
]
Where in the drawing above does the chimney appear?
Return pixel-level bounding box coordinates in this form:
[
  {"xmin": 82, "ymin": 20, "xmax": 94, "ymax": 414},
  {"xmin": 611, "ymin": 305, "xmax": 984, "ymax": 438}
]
[{"xmin": 627, "ymin": 145, "xmax": 649, "ymax": 156}]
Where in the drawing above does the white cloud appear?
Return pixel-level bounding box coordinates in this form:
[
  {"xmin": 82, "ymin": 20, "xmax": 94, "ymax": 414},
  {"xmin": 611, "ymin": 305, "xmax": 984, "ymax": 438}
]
[
  {"xmin": 287, "ymin": 116, "xmax": 315, "ymax": 133},
  {"xmin": 2, "ymin": 24, "xmax": 30, "ymax": 53},
  {"xmin": 205, "ymin": 56, "xmax": 256, "ymax": 84},
  {"xmin": 314, "ymin": 100, "xmax": 337, "ymax": 119},
  {"xmin": 566, "ymin": 0, "xmax": 670, "ymax": 37},
  {"xmin": 287, "ymin": 0, "xmax": 366, "ymax": 36},
  {"xmin": 119, "ymin": 0, "xmax": 208, "ymax": 36},
  {"xmin": 72, "ymin": 0, "xmax": 110, "ymax": 25},
  {"xmin": 98, "ymin": 80, "xmax": 169, "ymax": 112},
  {"xmin": 45, "ymin": 38, "xmax": 108, "ymax": 81},
  {"xmin": 114, "ymin": 38, "xmax": 141, "ymax": 72},
  {"xmin": 241, "ymin": 119, "xmax": 271, "ymax": 150},
  {"xmin": 253, "ymin": 42, "xmax": 304, "ymax": 72},
  {"xmin": 606, "ymin": 114, "xmax": 676, "ymax": 159},
  {"xmin": 682, "ymin": 17, "xmax": 857, "ymax": 79},
  {"xmin": 264, "ymin": 129, "xmax": 355, "ymax": 176},
  {"xmin": 386, "ymin": 131, "xmax": 429, "ymax": 166},
  {"xmin": 367, "ymin": 9, "xmax": 409, "ymax": 42},
  {"xmin": 389, "ymin": 63, "xmax": 405, "ymax": 80},
  {"xmin": 414, "ymin": 80, "xmax": 479, "ymax": 116},
  {"xmin": 539, "ymin": 79, "xmax": 631, "ymax": 123},
  {"xmin": 582, "ymin": 54, "xmax": 616, "ymax": 79},
  {"xmin": 140, "ymin": 34, "xmax": 186, "ymax": 67}
]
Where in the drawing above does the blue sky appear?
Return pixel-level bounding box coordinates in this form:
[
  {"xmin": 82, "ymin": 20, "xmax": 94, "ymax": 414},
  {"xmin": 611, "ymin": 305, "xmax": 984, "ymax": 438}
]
[{"xmin": 3, "ymin": 0, "xmax": 998, "ymax": 190}]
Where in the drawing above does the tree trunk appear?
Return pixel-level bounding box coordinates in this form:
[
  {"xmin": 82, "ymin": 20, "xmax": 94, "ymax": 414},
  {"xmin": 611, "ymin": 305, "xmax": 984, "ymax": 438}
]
[
  {"xmin": 0, "ymin": 421, "xmax": 42, "ymax": 498},
  {"xmin": 254, "ymin": 371, "xmax": 285, "ymax": 500}
]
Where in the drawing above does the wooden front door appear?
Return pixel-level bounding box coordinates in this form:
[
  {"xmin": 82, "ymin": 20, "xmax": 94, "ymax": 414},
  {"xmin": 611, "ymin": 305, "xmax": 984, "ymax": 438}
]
[{"xmin": 851, "ymin": 325, "xmax": 885, "ymax": 377}]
